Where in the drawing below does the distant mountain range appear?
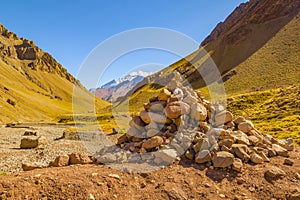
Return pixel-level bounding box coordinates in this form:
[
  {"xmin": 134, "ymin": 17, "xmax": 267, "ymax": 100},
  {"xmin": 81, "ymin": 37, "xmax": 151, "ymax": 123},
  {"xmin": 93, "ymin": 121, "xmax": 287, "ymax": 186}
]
[{"xmin": 90, "ymin": 71, "xmax": 153, "ymax": 101}]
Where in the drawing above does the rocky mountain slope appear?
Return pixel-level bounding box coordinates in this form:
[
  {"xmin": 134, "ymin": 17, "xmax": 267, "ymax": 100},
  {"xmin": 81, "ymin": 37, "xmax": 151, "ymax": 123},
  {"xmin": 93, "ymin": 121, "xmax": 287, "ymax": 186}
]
[
  {"xmin": 91, "ymin": 71, "xmax": 152, "ymax": 101},
  {"xmin": 116, "ymin": 0, "xmax": 300, "ymax": 107},
  {"xmin": 0, "ymin": 24, "xmax": 108, "ymax": 123}
]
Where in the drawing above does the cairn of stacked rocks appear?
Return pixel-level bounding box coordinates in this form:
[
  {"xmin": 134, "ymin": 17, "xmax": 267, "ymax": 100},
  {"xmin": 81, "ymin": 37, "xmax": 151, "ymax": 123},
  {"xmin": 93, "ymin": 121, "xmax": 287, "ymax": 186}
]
[{"xmin": 116, "ymin": 72, "xmax": 294, "ymax": 171}]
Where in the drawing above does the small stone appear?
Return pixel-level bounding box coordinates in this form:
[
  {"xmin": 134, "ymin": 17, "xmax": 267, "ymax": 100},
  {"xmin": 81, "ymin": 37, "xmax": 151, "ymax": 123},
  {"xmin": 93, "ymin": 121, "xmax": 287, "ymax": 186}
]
[
  {"xmin": 195, "ymin": 150, "xmax": 212, "ymax": 164},
  {"xmin": 142, "ymin": 136, "xmax": 164, "ymax": 149},
  {"xmin": 284, "ymin": 158, "xmax": 294, "ymax": 166},
  {"xmin": 158, "ymin": 88, "xmax": 171, "ymax": 101},
  {"xmin": 265, "ymin": 167, "xmax": 286, "ymax": 180},
  {"xmin": 87, "ymin": 193, "xmax": 95, "ymax": 200},
  {"xmin": 250, "ymin": 153, "xmax": 264, "ymax": 164},
  {"xmin": 193, "ymin": 138, "xmax": 210, "ymax": 153},
  {"xmin": 233, "ymin": 116, "xmax": 246, "ymax": 125},
  {"xmin": 190, "ymin": 102, "xmax": 207, "ymax": 121},
  {"xmin": 49, "ymin": 155, "xmax": 69, "ymax": 167},
  {"xmin": 164, "ymin": 101, "xmax": 190, "ymax": 119},
  {"xmin": 185, "ymin": 150, "xmax": 195, "ymax": 160},
  {"xmin": 238, "ymin": 121, "xmax": 254, "ymax": 133},
  {"xmin": 23, "ymin": 130, "xmax": 37, "ymax": 136},
  {"xmin": 108, "ymin": 174, "xmax": 120, "ymax": 180},
  {"xmin": 140, "ymin": 111, "xmax": 167, "ymax": 124},
  {"xmin": 219, "ymin": 194, "xmax": 226, "ymax": 198},
  {"xmin": 248, "ymin": 135, "xmax": 259, "ymax": 146},
  {"xmin": 69, "ymin": 153, "xmax": 93, "ymax": 165},
  {"xmin": 214, "ymin": 111, "xmax": 234, "ymax": 126},
  {"xmin": 232, "ymin": 158, "xmax": 243, "ymax": 172},
  {"xmin": 268, "ymin": 148, "xmax": 277, "ymax": 157},
  {"xmin": 204, "ymin": 183, "xmax": 211, "ymax": 188},
  {"xmin": 152, "ymin": 149, "xmax": 177, "ymax": 164},
  {"xmin": 231, "ymin": 131, "xmax": 250, "ymax": 145},
  {"xmin": 272, "ymin": 144, "xmax": 289, "ymax": 157},
  {"xmin": 22, "ymin": 162, "xmax": 45, "ymax": 171},
  {"xmin": 278, "ymin": 138, "xmax": 294, "ymax": 151},
  {"xmin": 232, "ymin": 144, "xmax": 250, "ymax": 162}
]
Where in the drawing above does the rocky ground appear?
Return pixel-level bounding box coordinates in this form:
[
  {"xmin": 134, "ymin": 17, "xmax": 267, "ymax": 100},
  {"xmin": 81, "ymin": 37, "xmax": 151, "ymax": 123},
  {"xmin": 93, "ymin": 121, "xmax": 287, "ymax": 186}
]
[
  {"xmin": 0, "ymin": 125, "xmax": 299, "ymax": 200},
  {"xmin": 0, "ymin": 125, "xmax": 90, "ymax": 173}
]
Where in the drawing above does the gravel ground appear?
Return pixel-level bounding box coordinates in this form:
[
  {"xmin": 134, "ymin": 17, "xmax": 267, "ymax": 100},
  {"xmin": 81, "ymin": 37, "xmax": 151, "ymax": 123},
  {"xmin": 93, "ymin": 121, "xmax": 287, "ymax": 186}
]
[{"xmin": 0, "ymin": 125, "xmax": 93, "ymax": 172}]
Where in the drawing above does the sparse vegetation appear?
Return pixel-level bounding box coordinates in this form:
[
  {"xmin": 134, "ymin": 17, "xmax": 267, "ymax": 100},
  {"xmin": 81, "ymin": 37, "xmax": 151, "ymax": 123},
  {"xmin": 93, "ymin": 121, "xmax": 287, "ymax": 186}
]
[{"xmin": 227, "ymin": 85, "xmax": 300, "ymax": 144}]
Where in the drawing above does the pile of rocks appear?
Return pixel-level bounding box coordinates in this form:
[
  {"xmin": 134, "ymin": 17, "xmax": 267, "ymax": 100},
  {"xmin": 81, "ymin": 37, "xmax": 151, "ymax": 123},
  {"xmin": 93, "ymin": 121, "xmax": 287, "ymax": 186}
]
[{"xmin": 116, "ymin": 72, "xmax": 295, "ymax": 172}]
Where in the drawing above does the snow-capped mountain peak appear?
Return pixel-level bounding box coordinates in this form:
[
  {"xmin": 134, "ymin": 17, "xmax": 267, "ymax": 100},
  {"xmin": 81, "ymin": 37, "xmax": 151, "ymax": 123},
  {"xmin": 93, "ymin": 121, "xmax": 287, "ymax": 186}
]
[{"xmin": 92, "ymin": 70, "xmax": 153, "ymax": 101}]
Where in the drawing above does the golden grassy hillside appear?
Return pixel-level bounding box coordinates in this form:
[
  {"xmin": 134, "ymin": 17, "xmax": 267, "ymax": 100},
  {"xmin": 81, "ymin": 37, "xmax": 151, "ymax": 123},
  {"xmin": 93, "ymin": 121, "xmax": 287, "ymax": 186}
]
[{"xmin": 0, "ymin": 24, "xmax": 108, "ymax": 123}]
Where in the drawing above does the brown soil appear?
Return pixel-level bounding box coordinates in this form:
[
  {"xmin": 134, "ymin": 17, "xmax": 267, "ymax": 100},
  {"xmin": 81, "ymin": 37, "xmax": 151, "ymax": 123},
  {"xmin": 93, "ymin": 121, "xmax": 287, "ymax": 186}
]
[{"xmin": 0, "ymin": 145, "xmax": 299, "ymax": 200}]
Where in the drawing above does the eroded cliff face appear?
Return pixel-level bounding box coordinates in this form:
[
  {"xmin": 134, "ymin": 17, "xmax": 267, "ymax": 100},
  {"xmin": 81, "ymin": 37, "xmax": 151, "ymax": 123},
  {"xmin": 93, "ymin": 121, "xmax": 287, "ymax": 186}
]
[
  {"xmin": 201, "ymin": 0, "xmax": 299, "ymax": 47},
  {"xmin": 0, "ymin": 24, "xmax": 76, "ymax": 84}
]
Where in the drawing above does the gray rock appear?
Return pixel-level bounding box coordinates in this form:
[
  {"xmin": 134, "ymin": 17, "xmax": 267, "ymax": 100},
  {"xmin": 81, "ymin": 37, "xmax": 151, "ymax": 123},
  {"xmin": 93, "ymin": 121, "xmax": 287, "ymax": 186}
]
[{"xmin": 153, "ymin": 149, "xmax": 177, "ymax": 164}]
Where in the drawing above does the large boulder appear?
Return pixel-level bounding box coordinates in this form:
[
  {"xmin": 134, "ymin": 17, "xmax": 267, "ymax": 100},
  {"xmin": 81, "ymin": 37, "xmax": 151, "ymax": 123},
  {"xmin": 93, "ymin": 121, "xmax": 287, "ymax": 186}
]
[
  {"xmin": 164, "ymin": 101, "xmax": 190, "ymax": 119},
  {"xmin": 212, "ymin": 151, "xmax": 235, "ymax": 168},
  {"xmin": 20, "ymin": 136, "xmax": 46, "ymax": 149}
]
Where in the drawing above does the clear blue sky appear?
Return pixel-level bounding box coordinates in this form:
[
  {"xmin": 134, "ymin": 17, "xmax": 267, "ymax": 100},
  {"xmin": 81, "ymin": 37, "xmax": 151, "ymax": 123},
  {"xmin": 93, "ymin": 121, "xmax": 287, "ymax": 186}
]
[{"xmin": 0, "ymin": 0, "xmax": 246, "ymax": 88}]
